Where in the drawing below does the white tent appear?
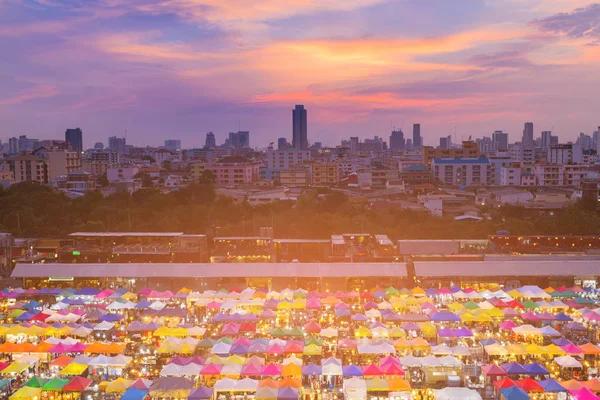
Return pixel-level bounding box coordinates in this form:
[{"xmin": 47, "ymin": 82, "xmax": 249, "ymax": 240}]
[
  {"xmin": 211, "ymin": 342, "xmax": 232, "ymax": 354},
  {"xmin": 512, "ymin": 324, "xmax": 541, "ymax": 336},
  {"xmin": 431, "ymin": 344, "xmax": 453, "ymax": 356},
  {"xmin": 343, "ymin": 377, "xmax": 367, "ymax": 400},
  {"xmin": 539, "ymin": 326, "xmax": 561, "ymax": 336},
  {"xmin": 94, "ymin": 321, "xmax": 116, "ymax": 331},
  {"xmin": 439, "ymin": 355, "xmax": 463, "ymax": 367},
  {"xmin": 319, "ymin": 328, "xmax": 338, "ymax": 338},
  {"xmin": 399, "ymin": 355, "xmax": 421, "ymax": 367},
  {"xmin": 282, "ymin": 355, "xmax": 303, "ymax": 366},
  {"xmin": 451, "ymin": 345, "xmax": 471, "ymax": 356},
  {"xmin": 160, "ymin": 363, "xmax": 183, "ymax": 376},
  {"xmin": 435, "ymin": 387, "xmax": 482, "ymax": 400},
  {"xmin": 555, "ymin": 355, "xmax": 583, "ymax": 368}
]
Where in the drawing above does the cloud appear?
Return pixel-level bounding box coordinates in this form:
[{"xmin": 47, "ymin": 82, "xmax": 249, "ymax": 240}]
[
  {"xmin": 0, "ymin": 84, "xmax": 59, "ymax": 105},
  {"xmin": 531, "ymin": 3, "xmax": 600, "ymax": 45}
]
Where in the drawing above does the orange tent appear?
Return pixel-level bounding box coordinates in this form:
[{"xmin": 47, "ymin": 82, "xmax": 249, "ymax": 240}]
[
  {"xmin": 561, "ymin": 380, "xmax": 584, "ymax": 391},
  {"xmin": 580, "ymin": 343, "xmax": 600, "ymax": 355},
  {"xmin": 281, "ymin": 364, "xmax": 301, "ymax": 377},
  {"xmin": 105, "ymin": 343, "xmax": 126, "ymax": 354},
  {"xmin": 50, "ymin": 355, "xmax": 74, "ymax": 367},
  {"xmin": 584, "ymin": 379, "xmax": 600, "ymax": 392},
  {"xmin": 258, "ymin": 378, "xmax": 279, "ymax": 388},
  {"xmin": 279, "ymin": 377, "xmax": 301, "ymax": 388},
  {"xmin": 35, "ymin": 342, "xmax": 55, "ymax": 353},
  {"xmin": 388, "ymin": 378, "xmax": 411, "ymax": 391}
]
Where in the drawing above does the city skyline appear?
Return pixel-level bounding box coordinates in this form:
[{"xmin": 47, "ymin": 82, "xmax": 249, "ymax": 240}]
[{"xmin": 1, "ymin": 1, "xmax": 600, "ymax": 146}]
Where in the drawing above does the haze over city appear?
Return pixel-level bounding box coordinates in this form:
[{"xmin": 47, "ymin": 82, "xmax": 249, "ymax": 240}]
[{"xmin": 1, "ymin": 0, "xmax": 600, "ymax": 147}]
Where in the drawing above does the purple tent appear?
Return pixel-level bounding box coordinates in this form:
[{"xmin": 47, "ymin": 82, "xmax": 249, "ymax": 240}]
[
  {"xmin": 188, "ymin": 386, "xmax": 214, "ymax": 399},
  {"xmin": 430, "ymin": 312, "xmax": 461, "ymax": 322},
  {"xmin": 302, "ymin": 363, "xmax": 322, "ymax": 376},
  {"xmin": 99, "ymin": 313, "xmax": 123, "ymax": 322},
  {"xmin": 351, "ymin": 314, "xmax": 367, "ymax": 321},
  {"xmin": 335, "ymin": 309, "xmax": 351, "ymax": 317},
  {"xmin": 502, "ymin": 362, "xmax": 527, "ymax": 375},
  {"xmin": 552, "ymin": 338, "xmax": 573, "ymax": 346},
  {"xmin": 523, "ymin": 363, "xmax": 549, "ymax": 375},
  {"xmin": 342, "ymin": 365, "xmax": 363, "ymax": 377},
  {"xmin": 277, "ymin": 387, "xmax": 299, "ymax": 399},
  {"xmin": 564, "ymin": 322, "xmax": 586, "ymax": 331}
]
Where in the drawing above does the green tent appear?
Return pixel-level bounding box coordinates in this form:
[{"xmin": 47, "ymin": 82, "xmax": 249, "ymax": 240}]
[
  {"xmin": 271, "ymin": 328, "xmax": 286, "ymax": 337},
  {"xmin": 41, "ymin": 377, "xmax": 69, "ymax": 391},
  {"xmin": 24, "ymin": 377, "xmax": 49, "ymax": 388},
  {"xmin": 197, "ymin": 338, "xmax": 217, "ymax": 348},
  {"xmin": 464, "ymin": 301, "xmax": 480, "ymax": 310},
  {"xmin": 304, "ymin": 337, "xmax": 323, "ymax": 346},
  {"xmin": 522, "ymin": 300, "xmax": 539, "ymax": 309},
  {"xmin": 386, "ymin": 287, "xmax": 399, "ymax": 296},
  {"xmin": 216, "ymin": 337, "xmax": 234, "ymax": 345},
  {"xmin": 286, "ymin": 327, "xmax": 304, "ymax": 337}
]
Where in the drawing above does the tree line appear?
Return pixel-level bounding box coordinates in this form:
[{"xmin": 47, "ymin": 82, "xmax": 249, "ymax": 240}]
[{"xmin": 0, "ymin": 182, "xmax": 599, "ymax": 239}]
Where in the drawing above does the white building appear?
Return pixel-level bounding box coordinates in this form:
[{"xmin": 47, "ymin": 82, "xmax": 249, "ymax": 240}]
[
  {"xmin": 266, "ymin": 149, "xmax": 311, "ymax": 169},
  {"xmin": 499, "ymin": 166, "xmax": 521, "ymax": 186},
  {"xmin": 431, "ymin": 158, "xmax": 491, "ymax": 186},
  {"xmin": 107, "ymin": 166, "xmax": 139, "ymax": 182},
  {"xmin": 510, "ymin": 143, "xmax": 535, "ymax": 166},
  {"xmin": 548, "ymin": 144, "xmax": 582, "ymax": 165},
  {"xmin": 488, "ymin": 154, "xmax": 512, "ymax": 185},
  {"xmin": 490, "ymin": 188, "xmax": 534, "ymax": 205}
]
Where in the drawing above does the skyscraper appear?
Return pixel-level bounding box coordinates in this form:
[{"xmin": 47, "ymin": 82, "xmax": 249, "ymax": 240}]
[
  {"xmin": 389, "ymin": 130, "xmax": 405, "ymax": 151},
  {"xmin": 492, "ymin": 131, "xmax": 508, "ymax": 151},
  {"xmin": 292, "ymin": 105, "xmax": 308, "ymax": 150},
  {"xmin": 406, "ymin": 139, "xmax": 413, "ymax": 151},
  {"xmin": 205, "ymin": 132, "xmax": 216, "ymax": 148},
  {"xmin": 165, "ymin": 139, "xmax": 181, "ymax": 151},
  {"xmin": 522, "ymin": 122, "xmax": 534, "ymax": 147},
  {"xmin": 108, "ymin": 136, "xmax": 127, "ymax": 154},
  {"xmin": 8, "ymin": 137, "xmax": 18, "ymax": 154},
  {"xmin": 228, "ymin": 131, "xmax": 250, "ymax": 148},
  {"xmin": 541, "ymin": 131, "xmax": 552, "ymax": 149},
  {"xmin": 412, "ymin": 124, "xmax": 421, "ymax": 149},
  {"xmin": 278, "ymin": 137, "xmax": 289, "ymax": 150},
  {"xmin": 65, "ymin": 128, "xmax": 83, "ymax": 153}
]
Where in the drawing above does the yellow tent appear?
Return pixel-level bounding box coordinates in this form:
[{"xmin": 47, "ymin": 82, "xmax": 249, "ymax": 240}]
[
  {"xmin": 291, "ymin": 299, "xmax": 306, "ymax": 309},
  {"xmin": 2, "ymin": 362, "xmax": 30, "ymax": 374},
  {"xmin": 481, "ymin": 308, "xmax": 504, "ymax": 318},
  {"xmin": 277, "ymin": 301, "xmax": 293, "ymax": 310},
  {"xmin": 411, "ymin": 287, "xmax": 426, "ymax": 296},
  {"xmin": 205, "ymin": 355, "xmax": 226, "ymax": 365},
  {"xmin": 448, "ymin": 302, "xmax": 465, "ymax": 311},
  {"xmin": 354, "ymin": 327, "xmax": 371, "ymax": 338},
  {"xmin": 506, "ymin": 289, "xmax": 524, "ymax": 299},
  {"xmin": 59, "ymin": 363, "xmax": 88, "ymax": 376},
  {"xmin": 542, "ymin": 344, "xmax": 566, "ymax": 356},
  {"xmin": 303, "ymin": 344, "xmax": 322, "ymax": 355},
  {"xmin": 418, "ymin": 322, "xmax": 437, "ymax": 336},
  {"xmin": 391, "ymin": 299, "xmax": 406, "ymax": 309},
  {"xmin": 389, "ymin": 327, "xmax": 406, "ymax": 338},
  {"xmin": 9, "ymin": 386, "xmax": 42, "ymax": 399},
  {"xmin": 525, "ymin": 343, "xmax": 544, "ymax": 355},
  {"xmin": 485, "ymin": 344, "xmax": 508, "ymax": 356},
  {"xmin": 105, "ymin": 378, "xmax": 133, "ymax": 393},
  {"xmin": 225, "ymin": 355, "xmax": 246, "ymax": 365},
  {"xmin": 506, "ymin": 343, "xmax": 527, "ymax": 356}
]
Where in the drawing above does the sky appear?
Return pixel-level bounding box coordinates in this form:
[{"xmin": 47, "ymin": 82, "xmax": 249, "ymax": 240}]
[{"xmin": 1, "ymin": 0, "xmax": 600, "ymax": 148}]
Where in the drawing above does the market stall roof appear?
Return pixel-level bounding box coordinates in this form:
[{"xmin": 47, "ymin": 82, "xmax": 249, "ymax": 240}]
[{"xmin": 11, "ymin": 263, "xmax": 408, "ymax": 278}]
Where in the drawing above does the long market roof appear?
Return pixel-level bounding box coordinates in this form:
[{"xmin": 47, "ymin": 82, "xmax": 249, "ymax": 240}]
[
  {"xmin": 11, "ymin": 259, "xmax": 600, "ymax": 279},
  {"xmin": 11, "ymin": 262, "xmax": 408, "ymax": 279}
]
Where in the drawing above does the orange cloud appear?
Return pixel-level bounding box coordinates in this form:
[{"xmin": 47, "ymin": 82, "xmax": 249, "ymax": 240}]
[{"xmin": 0, "ymin": 85, "xmax": 59, "ymax": 106}]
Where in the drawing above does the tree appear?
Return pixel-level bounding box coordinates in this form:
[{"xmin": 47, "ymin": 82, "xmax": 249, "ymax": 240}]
[
  {"xmin": 141, "ymin": 155, "xmax": 156, "ymax": 163},
  {"xmin": 97, "ymin": 172, "xmax": 108, "ymax": 187},
  {"xmin": 198, "ymin": 170, "xmax": 216, "ymax": 185},
  {"xmin": 134, "ymin": 172, "xmax": 154, "ymax": 188}
]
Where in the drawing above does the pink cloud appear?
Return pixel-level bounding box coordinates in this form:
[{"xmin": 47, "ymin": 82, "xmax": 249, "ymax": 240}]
[{"xmin": 0, "ymin": 84, "xmax": 59, "ymax": 106}]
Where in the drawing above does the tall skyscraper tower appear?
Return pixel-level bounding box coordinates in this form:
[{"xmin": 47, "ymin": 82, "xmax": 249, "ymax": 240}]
[
  {"xmin": 492, "ymin": 130, "xmax": 508, "ymax": 151},
  {"xmin": 412, "ymin": 124, "xmax": 421, "ymax": 149},
  {"xmin": 65, "ymin": 128, "xmax": 83, "ymax": 153},
  {"xmin": 205, "ymin": 132, "xmax": 216, "ymax": 148},
  {"xmin": 389, "ymin": 130, "xmax": 405, "ymax": 150},
  {"xmin": 522, "ymin": 122, "xmax": 534, "ymax": 147},
  {"xmin": 292, "ymin": 105, "xmax": 308, "ymax": 150}
]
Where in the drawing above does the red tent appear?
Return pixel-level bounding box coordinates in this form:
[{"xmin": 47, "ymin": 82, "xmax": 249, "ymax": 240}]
[
  {"xmin": 494, "ymin": 378, "xmax": 517, "ymax": 389},
  {"xmin": 517, "ymin": 378, "xmax": 544, "ymax": 392},
  {"xmin": 482, "ymin": 364, "xmax": 507, "ymax": 377},
  {"xmin": 63, "ymin": 377, "xmax": 93, "ymax": 391}
]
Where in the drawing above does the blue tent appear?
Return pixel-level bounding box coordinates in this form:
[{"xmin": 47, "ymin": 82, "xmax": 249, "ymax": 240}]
[
  {"xmin": 342, "ymin": 365, "xmax": 363, "ymax": 377},
  {"xmin": 500, "ymin": 386, "xmax": 530, "ymax": 400},
  {"xmin": 554, "ymin": 312, "xmax": 573, "ymax": 322},
  {"xmin": 539, "ymin": 379, "xmax": 566, "ymax": 393},
  {"xmin": 480, "ymin": 338, "xmax": 499, "ymax": 346},
  {"xmin": 501, "ymin": 362, "xmax": 527, "ymax": 375},
  {"xmin": 120, "ymin": 388, "xmax": 148, "ymax": 400},
  {"xmin": 523, "ymin": 363, "xmax": 549, "ymax": 375}
]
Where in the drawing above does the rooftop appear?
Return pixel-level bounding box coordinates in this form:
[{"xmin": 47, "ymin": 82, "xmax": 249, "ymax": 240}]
[
  {"xmin": 69, "ymin": 232, "xmax": 184, "ymax": 237},
  {"xmin": 432, "ymin": 157, "xmax": 490, "ymax": 165}
]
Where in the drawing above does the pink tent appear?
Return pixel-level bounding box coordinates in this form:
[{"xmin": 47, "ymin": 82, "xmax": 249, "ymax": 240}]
[
  {"xmin": 362, "ymin": 364, "xmax": 384, "ymax": 376},
  {"xmin": 262, "ymin": 363, "xmax": 282, "ymax": 376},
  {"xmin": 206, "ymin": 301, "xmax": 222, "ymax": 310},
  {"xmin": 241, "ymin": 363, "xmax": 263, "ymax": 376},
  {"xmin": 303, "ymin": 321, "xmax": 321, "ymax": 333},
  {"xmin": 561, "ymin": 344, "xmax": 584, "ymax": 355},
  {"xmin": 221, "ymin": 323, "xmax": 240, "ymax": 335},
  {"xmin": 499, "ymin": 321, "xmax": 518, "ymax": 330},
  {"xmin": 267, "ymin": 344, "xmax": 285, "ymax": 354},
  {"xmin": 200, "ymin": 363, "xmax": 223, "ymax": 376},
  {"xmin": 338, "ymin": 339, "xmax": 357, "ymax": 349},
  {"xmin": 306, "ymin": 298, "xmax": 321, "ymax": 309},
  {"xmin": 482, "ymin": 364, "xmax": 507, "ymax": 377},
  {"xmin": 380, "ymin": 356, "xmax": 401, "ymax": 366},
  {"xmin": 570, "ymin": 387, "xmax": 600, "ymax": 400}
]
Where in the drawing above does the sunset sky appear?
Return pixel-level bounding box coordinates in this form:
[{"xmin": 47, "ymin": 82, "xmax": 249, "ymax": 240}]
[{"xmin": 1, "ymin": 0, "xmax": 599, "ymax": 148}]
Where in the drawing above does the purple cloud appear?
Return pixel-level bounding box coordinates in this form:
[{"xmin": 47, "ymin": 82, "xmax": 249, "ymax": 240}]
[{"xmin": 531, "ymin": 3, "xmax": 600, "ymax": 45}]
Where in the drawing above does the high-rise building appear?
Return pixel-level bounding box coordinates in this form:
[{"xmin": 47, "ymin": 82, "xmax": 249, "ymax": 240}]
[
  {"xmin": 492, "ymin": 130, "xmax": 508, "ymax": 151},
  {"xmin": 205, "ymin": 132, "xmax": 216, "ymax": 148},
  {"xmin": 406, "ymin": 139, "xmax": 413, "ymax": 151},
  {"xmin": 292, "ymin": 105, "xmax": 308, "ymax": 150},
  {"xmin": 412, "ymin": 124, "xmax": 421, "ymax": 149},
  {"xmin": 65, "ymin": 128, "xmax": 83, "ymax": 153},
  {"xmin": 8, "ymin": 137, "xmax": 18, "ymax": 154},
  {"xmin": 165, "ymin": 139, "xmax": 181, "ymax": 152},
  {"xmin": 389, "ymin": 130, "xmax": 405, "ymax": 151},
  {"xmin": 439, "ymin": 135, "xmax": 452, "ymax": 149},
  {"xmin": 108, "ymin": 136, "xmax": 127, "ymax": 154},
  {"xmin": 577, "ymin": 132, "xmax": 593, "ymax": 151},
  {"xmin": 227, "ymin": 131, "xmax": 250, "ymax": 148},
  {"xmin": 277, "ymin": 137, "xmax": 289, "ymax": 150},
  {"xmin": 94, "ymin": 142, "xmax": 104, "ymax": 150},
  {"xmin": 541, "ymin": 131, "xmax": 553, "ymax": 149},
  {"xmin": 18, "ymin": 135, "xmax": 39, "ymax": 152},
  {"xmin": 522, "ymin": 122, "xmax": 534, "ymax": 147}
]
